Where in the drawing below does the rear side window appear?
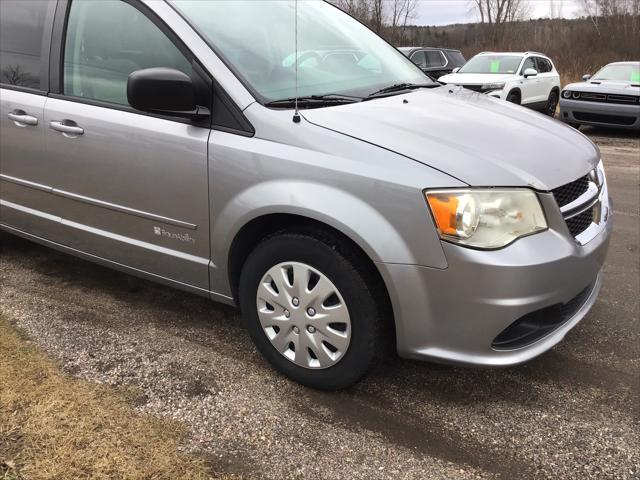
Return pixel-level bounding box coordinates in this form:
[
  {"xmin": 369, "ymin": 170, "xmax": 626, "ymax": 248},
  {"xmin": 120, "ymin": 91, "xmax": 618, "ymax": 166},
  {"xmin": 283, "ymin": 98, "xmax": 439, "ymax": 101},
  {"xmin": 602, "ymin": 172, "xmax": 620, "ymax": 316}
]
[
  {"xmin": 0, "ymin": 0, "xmax": 51, "ymax": 90},
  {"xmin": 448, "ymin": 51, "xmax": 466, "ymax": 66},
  {"xmin": 63, "ymin": 0, "xmax": 192, "ymax": 106},
  {"xmin": 410, "ymin": 51, "xmax": 427, "ymax": 69},
  {"xmin": 425, "ymin": 51, "xmax": 445, "ymax": 68},
  {"xmin": 535, "ymin": 57, "xmax": 552, "ymax": 73}
]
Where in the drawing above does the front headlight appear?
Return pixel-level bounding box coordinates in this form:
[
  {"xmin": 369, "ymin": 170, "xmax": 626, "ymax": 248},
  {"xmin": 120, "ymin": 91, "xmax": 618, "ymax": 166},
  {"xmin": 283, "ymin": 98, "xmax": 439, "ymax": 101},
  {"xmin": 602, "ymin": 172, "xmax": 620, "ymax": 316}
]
[
  {"xmin": 481, "ymin": 82, "xmax": 505, "ymax": 91},
  {"xmin": 425, "ymin": 189, "xmax": 548, "ymax": 249},
  {"xmin": 562, "ymin": 90, "xmax": 571, "ymax": 99}
]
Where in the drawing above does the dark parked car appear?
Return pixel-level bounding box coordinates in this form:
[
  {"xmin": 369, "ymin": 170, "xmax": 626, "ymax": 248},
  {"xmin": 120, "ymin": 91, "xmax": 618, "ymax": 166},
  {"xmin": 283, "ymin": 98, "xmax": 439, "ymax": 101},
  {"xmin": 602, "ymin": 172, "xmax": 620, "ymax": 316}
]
[{"xmin": 398, "ymin": 46, "xmax": 466, "ymax": 79}]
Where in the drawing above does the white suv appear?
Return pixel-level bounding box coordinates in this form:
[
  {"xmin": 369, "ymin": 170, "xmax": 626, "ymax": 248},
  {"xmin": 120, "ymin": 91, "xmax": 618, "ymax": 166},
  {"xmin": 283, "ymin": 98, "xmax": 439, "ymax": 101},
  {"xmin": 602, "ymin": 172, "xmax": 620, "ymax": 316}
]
[{"xmin": 439, "ymin": 52, "xmax": 561, "ymax": 116}]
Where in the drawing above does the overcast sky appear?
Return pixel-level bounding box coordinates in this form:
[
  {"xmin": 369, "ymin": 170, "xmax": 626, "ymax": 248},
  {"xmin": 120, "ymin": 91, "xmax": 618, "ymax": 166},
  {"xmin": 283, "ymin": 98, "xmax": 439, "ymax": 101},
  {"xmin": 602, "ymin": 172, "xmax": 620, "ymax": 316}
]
[{"xmin": 413, "ymin": 0, "xmax": 585, "ymax": 26}]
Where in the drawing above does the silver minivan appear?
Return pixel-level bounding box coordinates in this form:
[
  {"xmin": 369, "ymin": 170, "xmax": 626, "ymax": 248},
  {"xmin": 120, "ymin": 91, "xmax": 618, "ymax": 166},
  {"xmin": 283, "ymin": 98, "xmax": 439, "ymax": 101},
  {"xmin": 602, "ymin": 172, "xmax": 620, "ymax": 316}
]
[{"xmin": 0, "ymin": 0, "xmax": 612, "ymax": 389}]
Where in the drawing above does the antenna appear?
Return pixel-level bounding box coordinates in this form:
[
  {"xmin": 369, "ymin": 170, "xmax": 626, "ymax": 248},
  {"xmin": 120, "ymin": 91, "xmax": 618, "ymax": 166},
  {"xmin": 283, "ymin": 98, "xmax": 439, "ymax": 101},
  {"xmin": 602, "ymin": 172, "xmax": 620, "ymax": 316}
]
[{"xmin": 292, "ymin": 0, "xmax": 301, "ymax": 123}]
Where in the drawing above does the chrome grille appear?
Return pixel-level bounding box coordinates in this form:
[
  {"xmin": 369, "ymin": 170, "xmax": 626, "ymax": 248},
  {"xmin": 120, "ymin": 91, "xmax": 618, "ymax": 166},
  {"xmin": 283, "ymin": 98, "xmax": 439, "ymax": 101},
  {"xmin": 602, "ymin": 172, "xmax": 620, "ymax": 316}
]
[
  {"xmin": 552, "ymin": 175, "xmax": 589, "ymax": 208},
  {"xmin": 566, "ymin": 209, "xmax": 594, "ymax": 237},
  {"xmin": 552, "ymin": 168, "xmax": 604, "ymax": 242}
]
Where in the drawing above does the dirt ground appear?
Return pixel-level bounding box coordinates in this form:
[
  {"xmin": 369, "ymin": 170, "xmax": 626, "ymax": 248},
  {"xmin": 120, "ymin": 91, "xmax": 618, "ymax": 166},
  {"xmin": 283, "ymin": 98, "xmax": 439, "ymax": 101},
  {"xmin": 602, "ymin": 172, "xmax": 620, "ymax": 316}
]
[
  {"xmin": 0, "ymin": 315, "xmax": 214, "ymax": 480},
  {"xmin": 1, "ymin": 126, "xmax": 638, "ymax": 480}
]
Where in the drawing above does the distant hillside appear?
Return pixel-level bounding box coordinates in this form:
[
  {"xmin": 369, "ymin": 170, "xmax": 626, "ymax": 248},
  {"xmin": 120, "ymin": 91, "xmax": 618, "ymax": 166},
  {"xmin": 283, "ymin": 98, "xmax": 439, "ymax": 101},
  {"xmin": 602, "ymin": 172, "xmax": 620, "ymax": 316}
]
[{"xmin": 399, "ymin": 16, "xmax": 639, "ymax": 84}]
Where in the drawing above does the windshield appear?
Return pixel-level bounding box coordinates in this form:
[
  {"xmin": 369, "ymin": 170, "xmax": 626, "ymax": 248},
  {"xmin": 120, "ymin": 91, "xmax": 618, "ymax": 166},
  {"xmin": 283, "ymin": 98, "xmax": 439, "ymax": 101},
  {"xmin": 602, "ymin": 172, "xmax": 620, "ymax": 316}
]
[
  {"xmin": 593, "ymin": 63, "xmax": 640, "ymax": 82},
  {"xmin": 170, "ymin": 0, "xmax": 432, "ymax": 102},
  {"xmin": 458, "ymin": 55, "xmax": 522, "ymax": 74}
]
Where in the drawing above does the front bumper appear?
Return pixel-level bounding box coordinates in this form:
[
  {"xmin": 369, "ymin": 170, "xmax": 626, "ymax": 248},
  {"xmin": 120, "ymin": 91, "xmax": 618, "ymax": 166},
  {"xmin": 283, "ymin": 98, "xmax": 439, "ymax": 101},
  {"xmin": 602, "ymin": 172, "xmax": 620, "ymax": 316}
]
[
  {"xmin": 379, "ymin": 187, "xmax": 612, "ymax": 367},
  {"xmin": 560, "ymin": 98, "xmax": 640, "ymax": 130}
]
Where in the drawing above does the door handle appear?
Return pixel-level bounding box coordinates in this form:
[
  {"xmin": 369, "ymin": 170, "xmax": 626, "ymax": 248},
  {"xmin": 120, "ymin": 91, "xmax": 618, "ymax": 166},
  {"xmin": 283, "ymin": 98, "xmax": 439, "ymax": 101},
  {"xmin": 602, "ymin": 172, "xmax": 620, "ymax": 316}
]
[
  {"xmin": 50, "ymin": 120, "xmax": 84, "ymax": 136},
  {"xmin": 8, "ymin": 111, "xmax": 38, "ymax": 126}
]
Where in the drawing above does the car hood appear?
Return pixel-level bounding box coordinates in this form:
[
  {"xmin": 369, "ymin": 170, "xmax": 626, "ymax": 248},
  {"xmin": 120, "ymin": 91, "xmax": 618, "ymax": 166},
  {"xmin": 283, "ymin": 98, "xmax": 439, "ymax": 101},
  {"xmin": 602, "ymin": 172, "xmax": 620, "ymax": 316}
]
[
  {"xmin": 438, "ymin": 73, "xmax": 514, "ymax": 85},
  {"xmin": 302, "ymin": 87, "xmax": 599, "ymax": 190},
  {"xmin": 565, "ymin": 80, "xmax": 640, "ymax": 95}
]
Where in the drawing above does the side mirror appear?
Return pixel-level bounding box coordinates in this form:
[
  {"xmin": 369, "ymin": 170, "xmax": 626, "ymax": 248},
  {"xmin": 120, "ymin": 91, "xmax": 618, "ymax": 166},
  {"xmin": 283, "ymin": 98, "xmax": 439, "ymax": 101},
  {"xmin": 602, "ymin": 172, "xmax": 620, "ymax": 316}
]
[
  {"xmin": 582, "ymin": 74, "xmax": 592, "ymax": 81},
  {"xmin": 523, "ymin": 68, "xmax": 538, "ymax": 78},
  {"xmin": 452, "ymin": 67, "xmax": 460, "ymax": 73},
  {"xmin": 127, "ymin": 67, "xmax": 209, "ymax": 119}
]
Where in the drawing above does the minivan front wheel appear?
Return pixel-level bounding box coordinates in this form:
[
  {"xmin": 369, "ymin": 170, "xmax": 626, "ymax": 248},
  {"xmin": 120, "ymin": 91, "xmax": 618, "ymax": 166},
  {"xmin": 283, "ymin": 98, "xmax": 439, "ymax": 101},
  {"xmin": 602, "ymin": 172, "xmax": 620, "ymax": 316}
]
[{"xmin": 238, "ymin": 230, "xmax": 384, "ymax": 389}]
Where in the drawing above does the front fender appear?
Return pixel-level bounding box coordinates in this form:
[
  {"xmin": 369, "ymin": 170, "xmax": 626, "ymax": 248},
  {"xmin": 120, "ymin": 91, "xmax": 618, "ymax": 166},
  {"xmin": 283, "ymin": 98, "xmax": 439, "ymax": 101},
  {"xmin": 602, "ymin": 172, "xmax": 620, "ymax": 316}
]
[
  {"xmin": 210, "ymin": 179, "xmax": 448, "ymax": 296},
  {"xmin": 207, "ymin": 127, "xmax": 458, "ymax": 298}
]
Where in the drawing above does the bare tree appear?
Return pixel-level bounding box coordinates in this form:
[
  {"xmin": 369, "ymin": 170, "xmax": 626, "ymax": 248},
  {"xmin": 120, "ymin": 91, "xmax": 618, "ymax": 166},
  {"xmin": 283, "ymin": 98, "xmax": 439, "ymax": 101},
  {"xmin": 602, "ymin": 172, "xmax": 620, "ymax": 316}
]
[
  {"xmin": 330, "ymin": 0, "xmax": 380, "ymax": 33},
  {"xmin": 472, "ymin": 0, "xmax": 486, "ymax": 23},
  {"xmin": 470, "ymin": 0, "xmax": 530, "ymax": 42},
  {"xmin": 388, "ymin": 0, "xmax": 418, "ymax": 44},
  {"xmin": 581, "ymin": 0, "xmax": 640, "ymax": 44},
  {"xmin": 1, "ymin": 65, "xmax": 37, "ymax": 88},
  {"xmin": 549, "ymin": 0, "xmax": 565, "ymax": 19},
  {"xmin": 331, "ymin": 0, "xmax": 417, "ymax": 42},
  {"xmin": 581, "ymin": 0, "xmax": 640, "ymax": 25},
  {"xmin": 581, "ymin": 0, "xmax": 602, "ymax": 32},
  {"xmin": 585, "ymin": 0, "xmax": 639, "ymax": 15},
  {"xmin": 331, "ymin": 0, "xmax": 375, "ymax": 28},
  {"xmin": 371, "ymin": 0, "xmax": 384, "ymax": 34},
  {"xmin": 471, "ymin": 0, "xmax": 530, "ymax": 24}
]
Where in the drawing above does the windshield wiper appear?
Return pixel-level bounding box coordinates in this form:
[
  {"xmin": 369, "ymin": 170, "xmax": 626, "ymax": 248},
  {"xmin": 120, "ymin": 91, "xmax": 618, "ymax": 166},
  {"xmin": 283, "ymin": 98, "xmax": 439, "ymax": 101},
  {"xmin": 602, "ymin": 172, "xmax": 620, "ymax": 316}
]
[
  {"xmin": 365, "ymin": 82, "xmax": 437, "ymax": 99},
  {"xmin": 265, "ymin": 94, "xmax": 360, "ymax": 109}
]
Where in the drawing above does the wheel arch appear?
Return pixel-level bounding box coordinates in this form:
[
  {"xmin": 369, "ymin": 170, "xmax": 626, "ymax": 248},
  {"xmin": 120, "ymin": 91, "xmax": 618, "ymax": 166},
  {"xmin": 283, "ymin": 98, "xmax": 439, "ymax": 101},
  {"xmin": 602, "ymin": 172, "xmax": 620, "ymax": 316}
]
[
  {"xmin": 507, "ymin": 87, "xmax": 522, "ymax": 103},
  {"xmin": 226, "ymin": 212, "xmax": 397, "ymax": 348},
  {"xmin": 211, "ymin": 180, "xmax": 448, "ymax": 350},
  {"xmin": 211, "ymin": 180, "xmax": 443, "ymax": 298},
  {"xmin": 227, "ymin": 212, "xmax": 389, "ymax": 305}
]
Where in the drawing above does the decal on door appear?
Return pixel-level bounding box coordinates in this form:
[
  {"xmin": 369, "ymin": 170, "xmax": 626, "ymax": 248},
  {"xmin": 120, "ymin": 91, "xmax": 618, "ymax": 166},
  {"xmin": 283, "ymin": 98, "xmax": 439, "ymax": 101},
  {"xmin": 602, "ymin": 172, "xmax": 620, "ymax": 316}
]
[{"xmin": 154, "ymin": 226, "xmax": 196, "ymax": 245}]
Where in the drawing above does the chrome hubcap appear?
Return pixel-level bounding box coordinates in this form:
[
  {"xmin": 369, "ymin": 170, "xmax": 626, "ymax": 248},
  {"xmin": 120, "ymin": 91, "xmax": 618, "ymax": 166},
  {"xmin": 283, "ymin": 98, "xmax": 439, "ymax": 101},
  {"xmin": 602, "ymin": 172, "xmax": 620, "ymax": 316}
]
[{"xmin": 256, "ymin": 262, "xmax": 351, "ymax": 369}]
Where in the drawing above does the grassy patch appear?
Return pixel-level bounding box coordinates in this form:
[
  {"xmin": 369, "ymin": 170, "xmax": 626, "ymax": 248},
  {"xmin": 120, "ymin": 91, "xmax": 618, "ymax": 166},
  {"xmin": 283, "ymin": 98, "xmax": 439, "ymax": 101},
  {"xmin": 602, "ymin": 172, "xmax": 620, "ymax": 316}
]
[{"xmin": 0, "ymin": 315, "xmax": 215, "ymax": 480}]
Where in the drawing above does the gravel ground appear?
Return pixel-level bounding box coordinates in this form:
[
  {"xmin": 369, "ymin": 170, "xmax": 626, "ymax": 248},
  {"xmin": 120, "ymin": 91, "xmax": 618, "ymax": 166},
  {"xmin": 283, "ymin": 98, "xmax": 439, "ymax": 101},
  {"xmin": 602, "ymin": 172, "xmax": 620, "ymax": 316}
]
[{"xmin": 1, "ymin": 127, "xmax": 638, "ymax": 480}]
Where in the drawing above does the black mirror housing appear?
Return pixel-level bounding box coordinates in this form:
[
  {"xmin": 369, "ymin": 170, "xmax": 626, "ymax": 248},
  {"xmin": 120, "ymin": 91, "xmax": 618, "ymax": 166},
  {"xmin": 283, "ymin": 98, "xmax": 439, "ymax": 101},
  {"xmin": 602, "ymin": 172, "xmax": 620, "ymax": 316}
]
[{"xmin": 127, "ymin": 67, "xmax": 209, "ymax": 119}]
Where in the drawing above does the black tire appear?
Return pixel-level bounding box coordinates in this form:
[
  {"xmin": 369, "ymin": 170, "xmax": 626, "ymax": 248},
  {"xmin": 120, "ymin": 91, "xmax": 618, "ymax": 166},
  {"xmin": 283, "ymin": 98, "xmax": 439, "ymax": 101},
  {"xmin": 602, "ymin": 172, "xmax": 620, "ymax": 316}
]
[
  {"xmin": 238, "ymin": 228, "xmax": 387, "ymax": 390},
  {"xmin": 545, "ymin": 90, "xmax": 559, "ymax": 117},
  {"xmin": 506, "ymin": 90, "xmax": 521, "ymax": 104}
]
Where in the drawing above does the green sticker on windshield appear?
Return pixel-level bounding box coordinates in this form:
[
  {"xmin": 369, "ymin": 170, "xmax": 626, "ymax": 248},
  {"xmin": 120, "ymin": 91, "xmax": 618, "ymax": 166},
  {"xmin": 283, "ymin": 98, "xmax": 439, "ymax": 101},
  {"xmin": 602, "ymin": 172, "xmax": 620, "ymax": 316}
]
[
  {"xmin": 490, "ymin": 60, "xmax": 500, "ymax": 73},
  {"xmin": 631, "ymin": 71, "xmax": 640, "ymax": 82}
]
